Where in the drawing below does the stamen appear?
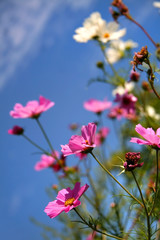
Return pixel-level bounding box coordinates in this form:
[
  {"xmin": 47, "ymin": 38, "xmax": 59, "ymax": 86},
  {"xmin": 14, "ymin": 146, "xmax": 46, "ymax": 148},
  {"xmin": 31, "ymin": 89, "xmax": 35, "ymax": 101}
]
[
  {"xmin": 65, "ymin": 197, "xmax": 75, "ymax": 206},
  {"xmin": 85, "ymin": 140, "xmax": 89, "ymax": 145},
  {"xmin": 103, "ymin": 33, "xmax": 110, "ymax": 38}
]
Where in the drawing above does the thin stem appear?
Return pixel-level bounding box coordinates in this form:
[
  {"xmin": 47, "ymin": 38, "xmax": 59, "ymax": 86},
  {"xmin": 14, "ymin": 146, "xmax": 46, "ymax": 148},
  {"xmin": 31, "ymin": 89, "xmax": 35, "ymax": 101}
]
[
  {"xmin": 131, "ymin": 171, "xmax": 151, "ymax": 240},
  {"xmin": 22, "ymin": 134, "xmax": 49, "ymax": 155},
  {"xmin": 126, "ymin": 15, "xmax": 158, "ymax": 48},
  {"xmin": 90, "ymin": 152, "xmax": 144, "ymax": 208},
  {"xmin": 73, "ymin": 208, "xmax": 123, "ymax": 240},
  {"xmin": 35, "ymin": 118, "xmax": 54, "ymax": 152},
  {"xmin": 149, "ymin": 149, "xmax": 159, "ymax": 215},
  {"xmin": 124, "ymin": 206, "xmax": 142, "ymax": 240},
  {"xmin": 147, "ymin": 59, "xmax": 160, "ymax": 100}
]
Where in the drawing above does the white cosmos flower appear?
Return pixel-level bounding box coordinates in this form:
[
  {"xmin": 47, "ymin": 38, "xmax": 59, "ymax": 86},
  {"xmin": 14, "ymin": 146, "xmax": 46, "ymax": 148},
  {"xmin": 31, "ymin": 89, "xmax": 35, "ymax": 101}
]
[
  {"xmin": 73, "ymin": 12, "xmax": 126, "ymax": 43},
  {"xmin": 146, "ymin": 106, "xmax": 160, "ymax": 120},
  {"xmin": 112, "ymin": 82, "xmax": 135, "ymax": 96},
  {"xmin": 105, "ymin": 39, "xmax": 138, "ymax": 64},
  {"xmin": 153, "ymin": 1, "xmax": 160, "ymax": 8}
]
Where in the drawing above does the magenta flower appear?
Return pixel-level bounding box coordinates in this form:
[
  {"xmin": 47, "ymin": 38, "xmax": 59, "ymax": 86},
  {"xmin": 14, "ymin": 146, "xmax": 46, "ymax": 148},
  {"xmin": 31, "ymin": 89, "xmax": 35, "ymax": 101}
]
[
  {"xmin": 84, "ymin": 98, "xmax": 112, "ymax": 114},
  {"xmin": 8, "ymin": 125, "xmax": 24, "ymax": 135},
  {"xmin": 130, "ymin": 124, "xmax": 160, "ymax": 148},
  {"xmin": 95, "ymin": 127, "xmax": 109, "ymax": 146},
  {"xmin": 44, "ymin": 182, "xmax": 89, "ymax": 218},
  {"xmin": 35, "ymin": 151, "xmax": 59, "ymax": 171},
  {"xmin": 114, "ymin": 92, "xmax": 137, "ymax": 113},
  {"xmin": 10, "ymin": 96, "xmax": 55, "ymax": 119},
  {"xmin": 61, "ymin": 123, "xmax": 97, "ymax": 156}
]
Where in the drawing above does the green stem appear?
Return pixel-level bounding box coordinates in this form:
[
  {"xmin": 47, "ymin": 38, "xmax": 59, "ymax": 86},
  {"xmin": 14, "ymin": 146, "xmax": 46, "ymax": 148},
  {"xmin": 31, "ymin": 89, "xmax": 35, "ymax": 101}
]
[
  {"xmin": 147, "ymin": 59, "xmax": 160, "ymax": 100},
  {"xmin": 73, "ymin": 208, "xmax": 123, "ymax": 240},
  {"xmin": 22, "ymin": 134, "xmax": 49, "ymax": 155},
  {"xmin": 90, "ymin": 152, "xmax": 144, "ymax": 208},
  {"xmin": 131, "ymin": 171, "xmax": 151, "ymax": 240},
  {"xmin": 149, "ymin": 149, "xmax": 159, "ymax": 215},
  {"xmin": 35, "ymin": 118, "xmax": 54, "ymax": 152}
]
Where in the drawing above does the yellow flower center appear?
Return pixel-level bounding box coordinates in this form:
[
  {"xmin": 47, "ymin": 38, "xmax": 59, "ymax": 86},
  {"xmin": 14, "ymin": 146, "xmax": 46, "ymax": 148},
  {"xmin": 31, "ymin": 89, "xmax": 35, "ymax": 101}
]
[
  {"xmin": 85, "ymin": 140, "xmax": 89, "ymax": 145},
  {"xmin": 64, "ymin": 197, "xmax": 75, "ymax": 206},
  {"xmin": 103, "ymin": 33, "xmax": 110, "ymax": 38}
]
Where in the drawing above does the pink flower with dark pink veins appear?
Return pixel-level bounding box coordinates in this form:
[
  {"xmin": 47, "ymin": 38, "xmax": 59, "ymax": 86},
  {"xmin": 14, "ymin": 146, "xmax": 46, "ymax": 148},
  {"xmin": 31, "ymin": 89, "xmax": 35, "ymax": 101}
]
[
  {"xmin": 114, "ymin": 92, "xmax": 137, "ymax": 113},
  {"xmin": 8, "ymin": 125, "xmax": 24, "ymax": 135},
  {"xmin": 10, "ymin": 96, "xmax": 55, "ymax": 119},
  {"xmin": 95, "ymin": 127, "xmax": 109, "ymax": 146},
  {"xmin": 35, "ymin": 151, "xmax": 59, "ymax": 171},
  {"xmin": 84, "ymin": 98, "xmax": 112, "ymax": 114},
  {"xmin": 44, "ymin": 182, "xmax": 89, "ymax": 218},
  {"xmin": 61, "ymin": 123, "xmax": 97, "ymax": 156},
  {"xmin": 130, "ymin": 124, "xmax": 160, "ymax": 148}
]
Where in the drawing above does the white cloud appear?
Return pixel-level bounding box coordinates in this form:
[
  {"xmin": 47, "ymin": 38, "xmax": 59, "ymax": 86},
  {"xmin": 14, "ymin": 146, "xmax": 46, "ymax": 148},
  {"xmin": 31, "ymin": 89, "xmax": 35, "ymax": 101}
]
[{"xmin": 0, "ymin": 0, "xmax": 94, "ymax": 90}]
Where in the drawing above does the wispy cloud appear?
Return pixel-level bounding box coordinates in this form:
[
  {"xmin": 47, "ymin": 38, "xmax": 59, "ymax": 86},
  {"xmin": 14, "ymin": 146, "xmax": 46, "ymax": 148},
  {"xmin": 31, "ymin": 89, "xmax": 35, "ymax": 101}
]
[{"xmin": 0, "ymin": 0, "xmax": 93, "ymax": 90}]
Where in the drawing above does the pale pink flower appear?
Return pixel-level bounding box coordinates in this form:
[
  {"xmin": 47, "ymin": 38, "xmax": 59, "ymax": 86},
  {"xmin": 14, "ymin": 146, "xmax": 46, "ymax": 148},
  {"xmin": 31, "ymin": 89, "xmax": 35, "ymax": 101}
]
[
  {"xmin": 10, "ymin": 96, "xmax": 55, "ymax": 119},
  {"xmin": 8, "ymin": 125, "xmax": 24, "ymax": 135},
  {"xmin": 130, "ymin": 124, "xmax": 160, "ymax": 148},
  {"xmin": 95, "ymin": 127, "xmax": 109, "ymax": 146},
  {"xmin": 108, "ymin": 106, "xmax": 127, "ymax": 119},
  {"xmin": 35, "ymin": 151, "xmax": 59, "ymax": 171},
  {"xmin": 44, "ymin": 182, "xmax": 89, "ymax": 218},
  {"xmin": 84, "ymin": 98, "xmax": 112, "ymax": 114},
  {"xmin": 61, "ymin": 123, "xmax": 97, "ymax": 156}
]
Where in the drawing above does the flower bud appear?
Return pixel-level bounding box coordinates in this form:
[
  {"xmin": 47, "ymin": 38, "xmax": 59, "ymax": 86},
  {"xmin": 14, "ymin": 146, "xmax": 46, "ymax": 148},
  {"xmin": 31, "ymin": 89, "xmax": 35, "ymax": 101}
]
[
  {"xmin": 141, "ymin": 81, "xmax": 150, "ymax": 91},
  {"xmin": 123, "ymin": 152, "xmax": 144, "ymax": 171},
  {"xmin": 8, "ymin": 125, "xmax": 24, "ymax": 135},
  {"xmin": 129, "ymin": 70, "xmax": 140, "ymax": 82}
]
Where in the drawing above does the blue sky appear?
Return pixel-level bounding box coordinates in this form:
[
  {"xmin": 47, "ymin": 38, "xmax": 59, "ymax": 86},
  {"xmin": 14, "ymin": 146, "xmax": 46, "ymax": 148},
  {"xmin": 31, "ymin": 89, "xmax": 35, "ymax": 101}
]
[{"xmin": 1, "ymin": 0, "xmax": 160, "ymax": 239}]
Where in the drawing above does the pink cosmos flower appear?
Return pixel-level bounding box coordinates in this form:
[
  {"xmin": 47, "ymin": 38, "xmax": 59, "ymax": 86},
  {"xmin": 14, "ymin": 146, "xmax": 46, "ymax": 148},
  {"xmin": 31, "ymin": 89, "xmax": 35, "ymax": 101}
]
[
  {"xmin": 130, "ymin": 124, "xmax": 160, "ymax": 148},
  {"xmin": 44, "ymin": 182, "xmax": 89, "ymax": 218},
  {"xmin": 86, "ymin": 231, "xmax": 96, "ymax": 240},
  {"xmin": 84, "ymin": 98, "xmax": 112, "ymax": 114},
  {"xmin": 108, "ymin": 106, "xmax": 127, "ymax": 119},
  {"xmin": 61, "ymin": 123, "xmax": 97, "ymax": 156},
  {"xmin": 35, "ymin": 151, "xmax": 59, "ymax": 171},
  {"xmin": 114, "ymin": 92, "xmax": 137, "ymax": 113},
  {"xmin": 10, "ymin": 96, "xmax": 55, "ymax": 119},
  {"xmin": 8, "ymin": 125, "xmax": 24, "ymax": 135},
  {"xmin": 95, "ymin": 127, "xmax": 109, "ymax": 146}
]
